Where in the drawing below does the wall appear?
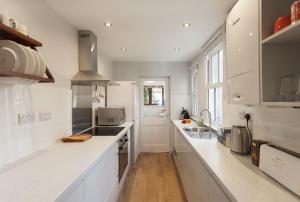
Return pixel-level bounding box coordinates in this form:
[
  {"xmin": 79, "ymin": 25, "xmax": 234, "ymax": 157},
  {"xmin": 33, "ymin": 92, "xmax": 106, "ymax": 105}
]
[
  {"xmin": 0, "ymin": 0, "xmax": 113, "ymax": 168},
  {"xmin": 98, "ymin": 51, "xmax": 114, "ymax": 80},
  {"xmin": 113, "ymin": 62, "xmax": 190, "ymax": 119},
  {"xmin": 191, "ymin": 34, "xmax": 300, "ymax": 154}
]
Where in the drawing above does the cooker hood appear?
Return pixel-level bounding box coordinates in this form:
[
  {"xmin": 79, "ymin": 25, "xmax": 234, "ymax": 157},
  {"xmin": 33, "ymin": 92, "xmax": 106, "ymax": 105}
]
[{"xmin": 71, "ymin": 30, "xmax": 118, "ymax": 86}]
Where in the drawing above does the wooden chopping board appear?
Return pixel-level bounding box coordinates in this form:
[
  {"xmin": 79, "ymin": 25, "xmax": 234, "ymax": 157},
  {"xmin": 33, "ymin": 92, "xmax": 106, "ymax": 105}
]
[{"xmin": 61, "ymin": 134, "xmax": 92, "ymax": 142}]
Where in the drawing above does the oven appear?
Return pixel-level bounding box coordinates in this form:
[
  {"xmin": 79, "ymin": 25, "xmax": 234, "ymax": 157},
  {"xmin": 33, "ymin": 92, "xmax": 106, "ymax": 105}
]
[{"xmin": 118, "ymin": 133, "xmax": 128, "ymax": 182}]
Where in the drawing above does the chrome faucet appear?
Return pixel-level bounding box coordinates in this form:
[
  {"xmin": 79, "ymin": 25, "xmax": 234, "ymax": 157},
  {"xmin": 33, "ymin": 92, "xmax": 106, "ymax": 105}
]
[{"xmin": 199, "ymin": 109, "xmax": 212, "ymax": 133}]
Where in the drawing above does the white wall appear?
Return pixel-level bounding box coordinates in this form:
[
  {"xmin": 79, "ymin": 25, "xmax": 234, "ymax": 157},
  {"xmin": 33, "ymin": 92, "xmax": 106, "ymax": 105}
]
[
  {"xmin": 191, "ymin": 36, "xmax": 300, "ymax": 154},
  {"xmin": 0, "ymin": 0, "xmax": 113, "ymax": 168},
  {"xmin": 98, "ymin": 51, "xmax": 114, "ymax": 79},
  {"xmin": 113, "ymin": 62, "xmax": 190, "ymax": 119}
]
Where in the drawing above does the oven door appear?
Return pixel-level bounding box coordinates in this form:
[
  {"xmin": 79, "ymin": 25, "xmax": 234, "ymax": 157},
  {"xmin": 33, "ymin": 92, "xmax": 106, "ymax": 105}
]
[{"xmin": 119, "ymin": 140, "xmax": 128, "ymax": 182}]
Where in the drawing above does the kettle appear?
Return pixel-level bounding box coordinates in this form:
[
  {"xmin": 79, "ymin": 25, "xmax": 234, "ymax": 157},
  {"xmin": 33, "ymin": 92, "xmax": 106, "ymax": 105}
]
[{"xmin": 230, "ymin": 126, "xmax": 252, "ymax": 155}]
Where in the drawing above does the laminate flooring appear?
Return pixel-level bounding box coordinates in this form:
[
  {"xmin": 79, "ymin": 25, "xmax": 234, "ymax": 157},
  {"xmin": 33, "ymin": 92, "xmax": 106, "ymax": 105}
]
[{"xmin": 118, "ymin": 153, "xmax": 187, "ymax": 202}]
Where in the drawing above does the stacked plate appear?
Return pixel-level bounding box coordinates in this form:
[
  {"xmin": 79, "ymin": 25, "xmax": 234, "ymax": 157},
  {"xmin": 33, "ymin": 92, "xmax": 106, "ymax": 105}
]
[{"xmin": 0, "ymin": 40, "xmax": 47, "ymax": 85}]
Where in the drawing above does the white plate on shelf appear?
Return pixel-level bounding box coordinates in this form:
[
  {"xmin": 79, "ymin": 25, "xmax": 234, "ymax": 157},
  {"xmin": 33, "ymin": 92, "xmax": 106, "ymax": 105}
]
[
  {"xmin": 36, "ymin": 51, "xmax": 46, "ymax": 77},
  {"xmin": 0, "ymin": 40, "xmax": 29, "ymax": 84},
  {"xmin": 22, "ymin": 47, "xmax": 40, "ymax": 85},
  {"xmin": 24, "ymin": 47, "xmax": 36, "ymax": 75},
  {"xmin": 0, "ymin": 40, "xmax": 27, "ymax": 73},
  {"xmin": 0, "ymin": 47, "xmax": 19, "ymax": 71}
]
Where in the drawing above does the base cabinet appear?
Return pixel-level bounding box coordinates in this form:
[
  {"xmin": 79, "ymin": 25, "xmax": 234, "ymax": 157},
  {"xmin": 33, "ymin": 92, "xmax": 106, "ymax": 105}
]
[
  {"xmin": 85, "ymin": 143, "xmax": 119, "ymax": 202},
  {"xmin": 173, "ymin": 126, "xmax": 231, "ymax": 202},
  {"xmin": 62, "ymin": 180, "xmax": 85, "ymax": 202},
  {"xmin": 56, "ymin": 143, "xmax": 119, "ymax": 202},
  {"xmin": 208, "ymin": 176, "xmax": 230, "ymax": 202}
]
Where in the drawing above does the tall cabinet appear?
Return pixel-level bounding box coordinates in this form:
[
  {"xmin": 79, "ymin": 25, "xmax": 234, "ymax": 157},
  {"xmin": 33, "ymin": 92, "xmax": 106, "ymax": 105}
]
[
  {"xmin": 226, "ymin": 0, "xmax": 260, "ymax": 105},
  {"xmin": 226, "ymin": 0, "xmax": 300, "ymax": 107}
]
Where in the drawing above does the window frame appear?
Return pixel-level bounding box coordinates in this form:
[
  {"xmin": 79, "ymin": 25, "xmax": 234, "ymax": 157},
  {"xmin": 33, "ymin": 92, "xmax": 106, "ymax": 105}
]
[
  {"xmin": 191, "ymin": 65, "xmax": 199, "ymax": 117},
  {"xmin": 206, "ymin": 44, "xmax": 224, "ymax": 125}
]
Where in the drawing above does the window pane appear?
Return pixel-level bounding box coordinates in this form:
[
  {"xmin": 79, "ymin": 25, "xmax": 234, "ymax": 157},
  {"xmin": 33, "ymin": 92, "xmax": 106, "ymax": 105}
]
[
  {"xmin": 216, "ymin": 87, "xmax": 223, "ymax": 123},
  {"xmin": 152, "ymin": 87, "xmax": 163, "ymax": 105},
  {"xmin": 219, "ymin": 49, "xmax": 224, "ymax": 83},
  {"xmin": 144, "ymin": 81, "xmax": 165, "ymax": 106},
  {"xmin": 208, "ymin": 89, "xmax": 215, "ymax": 121},
  {"xmin": 212, "ymin": 52, "xmax": 219, "ymax": 84}
]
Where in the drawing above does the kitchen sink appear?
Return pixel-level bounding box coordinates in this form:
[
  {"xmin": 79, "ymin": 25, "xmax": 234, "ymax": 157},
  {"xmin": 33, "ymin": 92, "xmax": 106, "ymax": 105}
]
[{"xmin": 183, "ymin": 127, "xmax": 216, "ymax": 139}]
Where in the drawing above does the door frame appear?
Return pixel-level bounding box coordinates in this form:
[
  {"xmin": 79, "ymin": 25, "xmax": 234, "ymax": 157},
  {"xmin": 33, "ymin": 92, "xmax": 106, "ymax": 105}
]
[{"xmin": 139, "ymin": 76, "xmax": 171, "ymax": 152}]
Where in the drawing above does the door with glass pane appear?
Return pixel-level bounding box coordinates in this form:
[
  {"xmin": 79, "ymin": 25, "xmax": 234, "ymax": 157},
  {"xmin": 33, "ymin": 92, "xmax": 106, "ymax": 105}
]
[{"xmin": 140, "ymin": 77, "xmax": 170, "ymax": 152}]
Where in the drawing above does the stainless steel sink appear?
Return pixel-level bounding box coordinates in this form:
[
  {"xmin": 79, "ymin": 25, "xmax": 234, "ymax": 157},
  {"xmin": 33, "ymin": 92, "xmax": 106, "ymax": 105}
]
[{"xmin": 183, "ymin": 127, "xmax": 216, "ymax": 139}]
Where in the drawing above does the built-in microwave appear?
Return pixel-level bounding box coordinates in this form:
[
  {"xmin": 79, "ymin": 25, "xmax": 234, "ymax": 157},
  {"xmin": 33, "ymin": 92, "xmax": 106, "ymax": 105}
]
[{"xmin": 97, "ymin": 107, "xmax": 126, "ymax": 126}]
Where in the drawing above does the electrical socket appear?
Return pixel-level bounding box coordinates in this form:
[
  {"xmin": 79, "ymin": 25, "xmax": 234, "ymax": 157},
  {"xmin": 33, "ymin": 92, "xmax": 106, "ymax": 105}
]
[
  {"xmin": 238, "ymin": 110, "xmax": 253, "ymax": 120},
  {"xmin": 18, "ymin": 113, "xmax": 35, "ymax": 125},
  {"xmin": 39, "ymin": 112, "xmax": 52, "ymax": 121}
]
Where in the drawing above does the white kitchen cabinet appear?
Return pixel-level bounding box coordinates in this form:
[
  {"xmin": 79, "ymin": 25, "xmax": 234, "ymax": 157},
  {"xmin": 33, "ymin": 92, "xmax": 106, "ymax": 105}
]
[
  {"xmin": 56, "ymin": 142, "xmax": 120, "ymax": 202},
  {"xmin": 173, "ymin": 128, "xmax": 210, "ymax": 202},
  {"xmin": 226, "ymin": 0, "xmax": 260, "ymax": 105},
  {"xmin": 227, "ymin": 69, "xmax": 260, "ymax": 105},
  {"xmin": 173, "ymin": 127, "xmax": 232, "ymax": 202},
  {"xmin": 208, "ymin": 176, "xmax": 230, "ymax": 202},
  {"xmin": 62, "ymin": 180, "xmax": 85, "ymax": 202},
  {"xmin": 85, "ymin": 143, "xmax": 118, "ymax": 202},
  {"xmin": 226, "ymin": 0, "xmax": 259, "ymax": 77}
]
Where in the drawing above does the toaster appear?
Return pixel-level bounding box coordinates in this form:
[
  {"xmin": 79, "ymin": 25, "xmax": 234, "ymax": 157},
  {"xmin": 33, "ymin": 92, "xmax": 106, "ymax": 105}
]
[
  {"xmin": 259, "ymin": 144, "xmax": 300, "ymax": 196},
  {"xmin": 97, "ymin": 107, "xmax": 126, "ymax": 126}
]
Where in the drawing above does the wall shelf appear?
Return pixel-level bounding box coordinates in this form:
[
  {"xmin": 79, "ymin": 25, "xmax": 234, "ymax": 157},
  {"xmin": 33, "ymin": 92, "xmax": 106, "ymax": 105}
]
[
  {"xmin": 0, "ymin": 23, "xmax": 54, "ymax": 83},
  {"xmin": 262, "ymin": 20, "xmax": 300, "ymax": 45}
]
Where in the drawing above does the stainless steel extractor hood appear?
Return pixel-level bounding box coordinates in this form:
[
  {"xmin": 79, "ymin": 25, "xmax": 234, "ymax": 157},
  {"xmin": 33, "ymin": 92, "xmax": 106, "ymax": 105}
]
[{"xmin": 71, "ymin": 30, "xmax": 118, "ymax": 86}]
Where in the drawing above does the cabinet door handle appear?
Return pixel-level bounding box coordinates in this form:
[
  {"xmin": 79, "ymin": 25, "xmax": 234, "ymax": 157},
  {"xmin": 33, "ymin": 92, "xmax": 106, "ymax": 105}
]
[{"xmin": 232, "ymin": 94, "xmax": 242, "ymax": 101}]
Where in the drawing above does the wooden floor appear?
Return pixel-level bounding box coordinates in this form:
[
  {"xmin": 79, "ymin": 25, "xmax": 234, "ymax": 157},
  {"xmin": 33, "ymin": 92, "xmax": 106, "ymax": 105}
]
[{"xmin": 118, "ymin": 153, "xmax": 187, "ymax": 202}]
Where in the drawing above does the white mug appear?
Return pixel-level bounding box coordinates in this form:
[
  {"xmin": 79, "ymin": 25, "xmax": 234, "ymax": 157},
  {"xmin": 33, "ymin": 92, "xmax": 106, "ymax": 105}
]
[
  {"xmin": 0, "ymin": 14, "xmax": 11, "ymax": 27},
  {"xmin": 9, "ymin": 18, "xmax": 18, "ymax": 30}
]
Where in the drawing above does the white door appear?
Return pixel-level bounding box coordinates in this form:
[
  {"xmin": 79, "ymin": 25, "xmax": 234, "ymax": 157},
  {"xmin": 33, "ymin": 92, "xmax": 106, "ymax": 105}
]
[{"xmin": 140, "ymin": 77, "xmax": 170, "ymax": 152}]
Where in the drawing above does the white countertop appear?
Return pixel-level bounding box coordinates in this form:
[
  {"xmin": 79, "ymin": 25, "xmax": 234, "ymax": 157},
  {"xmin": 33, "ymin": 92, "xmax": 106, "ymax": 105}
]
[
  {"xmin": 172, "ymin": 120, "xmax": 299, "ymax": 202},
  {"xmin": 0, "ymin": 122, "xmax": 133, "ymax": 202}
]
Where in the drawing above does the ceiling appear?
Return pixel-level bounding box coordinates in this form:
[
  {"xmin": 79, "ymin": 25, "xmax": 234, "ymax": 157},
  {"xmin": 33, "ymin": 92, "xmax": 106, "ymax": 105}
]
[{"xmin": 45, "ymin": 0, "xmax": 237, "ymax": 62}]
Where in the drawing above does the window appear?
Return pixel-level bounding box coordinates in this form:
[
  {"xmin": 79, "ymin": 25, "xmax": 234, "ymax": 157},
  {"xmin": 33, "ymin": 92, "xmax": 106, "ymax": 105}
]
[
  {"xmin": 144, "ymin": 81, "xmax": 165, "ymax": 106},
  {"xmin": 206, "ymin": 47, "xmax": 224, "ymax": 124},
  {"xmin": 191, "ymin": 65, "xmax": 199, "ymax": 116}
]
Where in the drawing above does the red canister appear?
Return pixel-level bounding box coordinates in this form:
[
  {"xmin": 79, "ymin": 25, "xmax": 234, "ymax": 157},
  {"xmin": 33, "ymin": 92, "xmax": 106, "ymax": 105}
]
[
  {"xmin": 274, "ymin": 16, "xmax": 291, "ymax": 33},
  {"xmin": 291, "ymin": 0, "xmax": 300, "ymax": 24}
]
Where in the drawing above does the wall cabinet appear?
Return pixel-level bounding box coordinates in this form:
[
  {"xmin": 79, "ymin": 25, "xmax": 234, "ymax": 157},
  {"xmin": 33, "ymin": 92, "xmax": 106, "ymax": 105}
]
[
  {"xmin": 227, "ymin": 0, "xmax": 300, "ymax": 107},
  {"xmin": 227, "ymin": 69, "xmax": 260, "ymax": 105},
  {"xmin": 226, "ymin": 0, "xmax": 260, "ymax": 105},
  {"xmin": 56, "ymin": 142, "xmax": 119, "ymax": 202},
  {"xmin": 173, "ymin": 126, "xmax": 230, "ymax": 202},
  {"xmin": 261, "ymin": 0, "xmax": 300, "ymax": 107}
]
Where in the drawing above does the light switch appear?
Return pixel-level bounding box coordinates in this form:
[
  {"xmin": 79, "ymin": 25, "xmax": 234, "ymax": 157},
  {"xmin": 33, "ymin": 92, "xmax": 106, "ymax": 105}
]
[
  {"xmin": 18, "ymin": 113, "xmax": 35, "ymax": 125},
  {"xmin": 39, "ymin": 112, "xmax": 52, "ymax": 121}
]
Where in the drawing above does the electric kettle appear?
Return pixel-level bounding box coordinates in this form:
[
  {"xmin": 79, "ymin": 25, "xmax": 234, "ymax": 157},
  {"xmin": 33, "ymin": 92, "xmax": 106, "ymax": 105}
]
[{"xmin": 230, "ymin": 126, "xmax": 252, "ymax": 155}]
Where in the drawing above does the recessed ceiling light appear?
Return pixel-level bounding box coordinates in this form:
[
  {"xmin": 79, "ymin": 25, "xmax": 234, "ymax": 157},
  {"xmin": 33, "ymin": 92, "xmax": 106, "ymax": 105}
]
[
  {"xmin": 104, "ymin": 22, "xmax": 112, "ymax": 27},
  {"xmin": 121, "ymin": 47, "xmax": 126, "ymax": 51},
  {"xmin": 174, "ymin": 48, "xmax": 180, "ymax": 51},
  {"xmin": 183, "ymin": 23, "xmax": 191, "ymax": 27}
]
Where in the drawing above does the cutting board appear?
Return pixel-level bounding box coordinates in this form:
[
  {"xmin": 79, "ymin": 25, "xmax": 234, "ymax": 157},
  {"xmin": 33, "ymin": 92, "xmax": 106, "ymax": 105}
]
[{"xmin": 61, "ymin": 134, "xmax": 92, "ymax": 142}]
